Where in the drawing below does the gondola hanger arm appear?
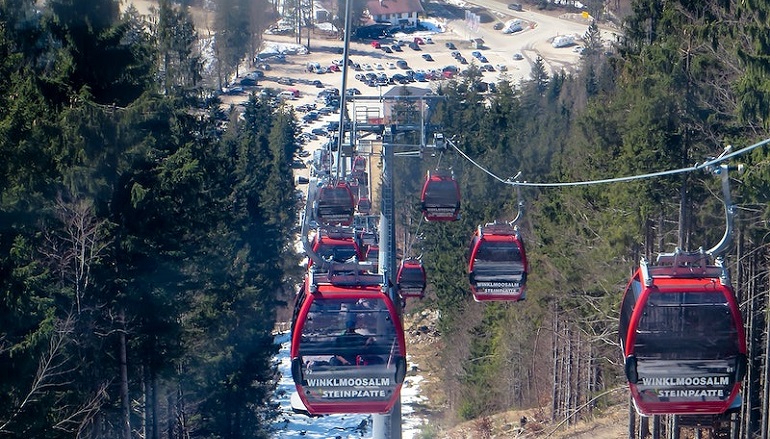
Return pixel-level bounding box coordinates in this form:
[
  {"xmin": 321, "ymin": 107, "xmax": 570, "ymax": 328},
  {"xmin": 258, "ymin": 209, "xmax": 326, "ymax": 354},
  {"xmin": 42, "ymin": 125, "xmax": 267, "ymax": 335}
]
[{"xmin": 705, "ymin": 162, "xmax": 743, "ymax": 258}]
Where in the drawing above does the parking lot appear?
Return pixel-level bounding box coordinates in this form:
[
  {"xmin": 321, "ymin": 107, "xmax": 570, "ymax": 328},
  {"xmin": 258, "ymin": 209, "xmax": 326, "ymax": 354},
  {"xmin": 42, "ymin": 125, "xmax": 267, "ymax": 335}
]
[{"xmin": 216, "ymin": 3, "xmax": 615, "ymax": 171}]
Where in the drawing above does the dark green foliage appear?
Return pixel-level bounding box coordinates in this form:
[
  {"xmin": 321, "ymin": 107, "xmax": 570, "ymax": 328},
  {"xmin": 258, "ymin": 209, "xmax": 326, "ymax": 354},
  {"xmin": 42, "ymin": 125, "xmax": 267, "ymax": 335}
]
[{"xmin": 0, "ymin": 3, "xmax": 294, "ymax": 437}]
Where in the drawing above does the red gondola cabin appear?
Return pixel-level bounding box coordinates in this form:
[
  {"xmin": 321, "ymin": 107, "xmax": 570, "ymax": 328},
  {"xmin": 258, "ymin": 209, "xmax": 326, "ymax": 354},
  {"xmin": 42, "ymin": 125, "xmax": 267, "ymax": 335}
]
[
  {"xmin": 420, "ymin": 170, "xmax": 461, "ymax": 222},
  {"xmin": 619, "ymin": 251, "xmax": 747, "ymax": 416},
  {"xmin": 468, "ymin": 223, "xmax": 528, "ymax": 302},
  {"xmin": 357, "ymin": 196, "xmax": 372, "ymax": 215},
  {"xmin": 353, "ymin": 156, "xmax": 367, "ymax": 173},
  {"xmin": 290, "ymin": 269, "xmax": 407, "ymax": 415},
  {"xmin": 397, "ymin": 258, "xmax": 427, "ymax": 299},
  {"xmin": 315, "ymin": 182, "xmax": 355, "ymax": 226},
  {"xmin": 307, "ymin": 228, "xmax": 361, "ymax": 269}
]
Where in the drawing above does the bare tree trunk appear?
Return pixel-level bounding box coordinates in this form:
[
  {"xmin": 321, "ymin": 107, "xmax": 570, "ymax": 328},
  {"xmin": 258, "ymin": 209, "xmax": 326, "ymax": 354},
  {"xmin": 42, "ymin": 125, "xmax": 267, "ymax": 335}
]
[
  {"xmin": 565, "ymin": 326, "xmax": 572, "ymax": 426},
  {"xmin": 670, "ymin": 415, "xmax": 679, "ymax": 439},
  {"xmin": 167, "ymin": 391, "xmax": 174, "ymax": 439},
  {"xmin": 745, "ymin": 250, "xmax": 763, "ymax": 436},
  {"xmin": 551, "ymin": 309, "xmax": 560, "ymax": 422},
  {"xmin": 629, "ymin": 396, "xmax": 636, "ymax": 439},
  {"xmin": 763, "ymin": 266, "xmax": 770, "ymax": 439},
  {"xmin": 576, "ymin": 330, "xmax": 584, "ymax": 424},
  {"xmin": 152, "ymin": 371, "xmax": 160, "ymax": 439},
  {"xmin": 143, "ymin": 366, "xmax": 150, "ymax": 439},
  {"xmin": 119, "ymin": 311, "xmax": 131, "ymax": 439}
]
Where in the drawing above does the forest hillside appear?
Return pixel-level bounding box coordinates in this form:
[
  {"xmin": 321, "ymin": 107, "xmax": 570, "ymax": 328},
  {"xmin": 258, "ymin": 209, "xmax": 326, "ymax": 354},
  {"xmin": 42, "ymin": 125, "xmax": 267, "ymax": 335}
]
[{"xmin": 3, "ymin": 0, "xmax": 770, "ymax": 438}]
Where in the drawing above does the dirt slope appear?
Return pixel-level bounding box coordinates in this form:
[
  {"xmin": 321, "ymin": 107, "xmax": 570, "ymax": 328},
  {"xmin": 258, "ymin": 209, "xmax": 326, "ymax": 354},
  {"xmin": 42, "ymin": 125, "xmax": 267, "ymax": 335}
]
[{"xmin": 403, "ymin": 309, "xmax": 629, "ymax": 438}]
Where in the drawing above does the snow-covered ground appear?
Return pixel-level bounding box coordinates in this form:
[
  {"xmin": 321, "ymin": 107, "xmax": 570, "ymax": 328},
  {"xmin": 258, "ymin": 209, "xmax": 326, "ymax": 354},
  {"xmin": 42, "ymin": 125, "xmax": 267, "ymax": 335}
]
[{"xmin": 271, "ymin": 332, "xmax": 428, "ymax": 438}]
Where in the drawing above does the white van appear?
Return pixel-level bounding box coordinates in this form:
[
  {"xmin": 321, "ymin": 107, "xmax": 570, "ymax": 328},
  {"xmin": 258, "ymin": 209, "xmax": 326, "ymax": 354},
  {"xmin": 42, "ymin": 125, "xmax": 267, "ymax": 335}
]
[{"xmin": 278, "ymin": 91, "xmax": 296, "ymax": 100}]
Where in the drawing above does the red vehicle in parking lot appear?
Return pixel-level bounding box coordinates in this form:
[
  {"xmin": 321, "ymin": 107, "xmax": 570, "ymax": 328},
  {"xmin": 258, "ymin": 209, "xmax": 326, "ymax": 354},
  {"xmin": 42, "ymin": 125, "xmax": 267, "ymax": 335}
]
[{"xmin": 371, "ymin": 41, "xmax": 381, "ymax": 48}]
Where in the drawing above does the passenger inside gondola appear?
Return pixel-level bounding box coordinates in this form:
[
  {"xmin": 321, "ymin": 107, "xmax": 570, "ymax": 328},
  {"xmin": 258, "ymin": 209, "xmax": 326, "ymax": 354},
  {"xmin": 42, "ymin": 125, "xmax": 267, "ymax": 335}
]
[
  {"xmin": 299, "ymin": 300, "xmax": 392, "ymax": 372},
  {"xmin": 330, "ymin": 316, "xmax": 376, "ymax": 366}
]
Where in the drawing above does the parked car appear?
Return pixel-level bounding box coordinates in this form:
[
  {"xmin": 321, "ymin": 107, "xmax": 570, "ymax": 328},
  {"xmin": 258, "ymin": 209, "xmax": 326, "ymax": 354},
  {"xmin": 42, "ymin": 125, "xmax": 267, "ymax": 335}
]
[
  {"xmin": 445, "ymin": 42, "xmax": 456, "ymax": 50},
  {"xmin": 422, "ymin": 53, "xmax": 434, "ymax": 61},
  {"xmin": 408, "ymin": 42, "xmax": 421, "ymax": 50},
  {"xmin": 391, "ymin": 44, "xmax": 402, "ymax": 52},
  {"xmin": 508, "ymin": 2, "xmax": 522, "ymax": 10},
  {"xmin": 390, "ymin": 73, "xmax": 409, "ymax": 84},
  {"xmin": 381, "ymin": 46, "xmax": 393, "ymax": 53},
  {"xmin": 413, "ymin": 37, "xmax": 424, "ymax": 45},
  {"xmin": 494, "ymin": 22, "xmax": 504, "ymax": 30},
  {"xmin": 396, "ymin": 60, "xmax": 409, "ymax": 69},
  {"xmin": 442, "ymin": 65, "xmax": 459, "ymax": 74},
  {"xmin": 513, "ymin": 53, "xmax": 524, "ymax": 60}
]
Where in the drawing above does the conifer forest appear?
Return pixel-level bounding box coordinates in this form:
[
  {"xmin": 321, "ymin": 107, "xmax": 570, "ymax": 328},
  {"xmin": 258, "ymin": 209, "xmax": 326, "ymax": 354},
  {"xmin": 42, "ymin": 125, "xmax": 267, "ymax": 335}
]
[{"xmin": 4, "ymin": 0, "xmax": 770, "ymax": 438}]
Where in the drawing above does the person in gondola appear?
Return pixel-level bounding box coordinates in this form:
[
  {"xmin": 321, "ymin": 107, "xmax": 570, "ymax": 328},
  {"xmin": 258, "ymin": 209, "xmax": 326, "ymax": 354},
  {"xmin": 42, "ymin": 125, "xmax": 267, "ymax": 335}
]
[{"xmin": 330, "ymin": 316, "xmax": 374, "ymax": 366}]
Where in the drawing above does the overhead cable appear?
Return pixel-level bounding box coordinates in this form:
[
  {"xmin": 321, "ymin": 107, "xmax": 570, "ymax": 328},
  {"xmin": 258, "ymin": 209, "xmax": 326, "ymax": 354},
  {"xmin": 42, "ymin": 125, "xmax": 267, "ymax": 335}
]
[{"xmin": 448, "ymin": 136, "xmax": 770, "ymax": 188}]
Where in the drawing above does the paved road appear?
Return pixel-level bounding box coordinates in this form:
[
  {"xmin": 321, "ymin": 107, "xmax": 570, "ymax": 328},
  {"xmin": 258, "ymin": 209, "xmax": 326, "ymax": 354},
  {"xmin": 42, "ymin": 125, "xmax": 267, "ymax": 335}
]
[{"xmin": 442, "ymin": 1, "xmax": 618, "ymax": 82}]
